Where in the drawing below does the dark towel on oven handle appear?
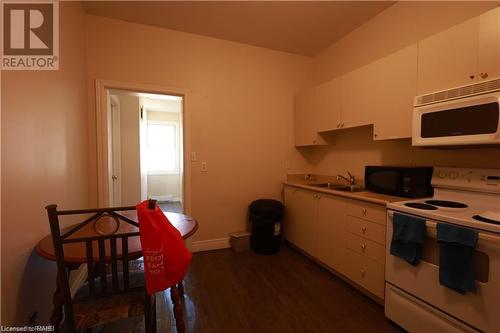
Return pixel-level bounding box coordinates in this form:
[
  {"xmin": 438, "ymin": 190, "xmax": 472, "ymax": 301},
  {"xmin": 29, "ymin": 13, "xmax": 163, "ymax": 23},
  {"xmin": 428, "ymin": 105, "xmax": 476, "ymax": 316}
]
[
  {"xmin": 390, "ymin": 213, "xmax": 427, "ymax": 266},
  {"xmin": 437, "ymin": 223, "xmax": 478, "ymax": 294}
]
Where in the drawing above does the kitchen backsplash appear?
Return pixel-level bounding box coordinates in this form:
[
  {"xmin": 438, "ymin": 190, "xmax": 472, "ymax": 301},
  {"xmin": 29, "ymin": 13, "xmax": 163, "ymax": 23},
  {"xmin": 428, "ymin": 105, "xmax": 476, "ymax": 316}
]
[{"xmin": 296, "ymin": 126, "xmax": 500, "ymax": 180}]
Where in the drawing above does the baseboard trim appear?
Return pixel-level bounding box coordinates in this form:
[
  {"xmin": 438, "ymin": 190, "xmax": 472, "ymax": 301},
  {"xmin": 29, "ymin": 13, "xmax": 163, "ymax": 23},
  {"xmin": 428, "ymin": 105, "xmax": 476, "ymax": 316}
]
[{"xmin": 191, "ymin": 237, "xmax": 230, "ymax": 252}]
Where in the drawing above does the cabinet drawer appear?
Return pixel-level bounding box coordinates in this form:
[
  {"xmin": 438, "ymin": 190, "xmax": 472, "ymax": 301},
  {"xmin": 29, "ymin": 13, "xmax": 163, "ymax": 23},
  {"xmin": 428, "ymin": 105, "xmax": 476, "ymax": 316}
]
[
  {"xmin": 347, "ymin": 200, "xmax": 386, "ymax": 225},
  {"xmin": 346, "ymin": 232, "xmax": 385, "ymax": 264},
  {"xmin": 345, "ymin": 249, "xmax": 385, "ymax": 299},
  {"xmin": 347, "ymin": 216, "xmax": 385, "ymax": 244}
]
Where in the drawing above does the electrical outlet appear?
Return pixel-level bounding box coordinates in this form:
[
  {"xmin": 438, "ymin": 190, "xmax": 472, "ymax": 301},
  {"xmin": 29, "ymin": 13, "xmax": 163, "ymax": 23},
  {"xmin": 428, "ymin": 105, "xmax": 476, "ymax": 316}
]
[
  {"xmin": 191, "ymin": 152, "xmax": 197, "ymax": 161},
  {"xmin": 201, "ymin": 162, "xmax": 208, "ymax": 172}
]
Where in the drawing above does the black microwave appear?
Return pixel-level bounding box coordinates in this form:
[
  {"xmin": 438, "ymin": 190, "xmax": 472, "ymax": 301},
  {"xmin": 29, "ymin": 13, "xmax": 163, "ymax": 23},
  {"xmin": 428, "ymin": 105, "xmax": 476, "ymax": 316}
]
[{"xmin": 364, "ymin": 166, "xmax": 433, "ymax": 198}]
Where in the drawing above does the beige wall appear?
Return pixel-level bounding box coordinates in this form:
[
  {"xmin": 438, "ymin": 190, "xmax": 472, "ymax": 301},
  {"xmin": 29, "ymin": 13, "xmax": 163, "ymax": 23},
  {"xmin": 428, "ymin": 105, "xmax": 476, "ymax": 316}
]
[
  {"xmin": 85, "ymin": 15, "xmax": 312, "ymax": 242},
  {"xmin": 300, "ymin": 126, "xmax": 500, "ymax": 182},
  {"xmin": 314, "ymin": 1, "xmax": 499, "ymax": 84},
  {"xmin": 147, "ymin": 110, "xmax": 182, "ymax": 201},
  {"xmin": 115, "ymin": 94, "xmax": 141, "ymax": 206},
  {"xmin": 1, "ymin": 3, "xmax": 89, "ymax": 325}
]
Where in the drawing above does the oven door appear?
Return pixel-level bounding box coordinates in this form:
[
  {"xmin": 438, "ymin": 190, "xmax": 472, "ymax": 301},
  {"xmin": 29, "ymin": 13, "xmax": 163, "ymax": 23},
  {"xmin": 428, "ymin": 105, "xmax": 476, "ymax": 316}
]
[
  {"xmin": 385, "ymin": 210, "xmax": 500, "ymax": 332},
  {"xmin": 412, "ymin": 93, "xmax": 500, "ymax": 146}
]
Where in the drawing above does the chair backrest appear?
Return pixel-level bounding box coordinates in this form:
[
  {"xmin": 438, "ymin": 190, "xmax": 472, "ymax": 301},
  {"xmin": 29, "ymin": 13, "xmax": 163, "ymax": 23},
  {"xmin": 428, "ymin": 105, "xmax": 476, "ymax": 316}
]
[{"xmin": 45, "ymin": 200, "xmax": 157, "ymax": 330}]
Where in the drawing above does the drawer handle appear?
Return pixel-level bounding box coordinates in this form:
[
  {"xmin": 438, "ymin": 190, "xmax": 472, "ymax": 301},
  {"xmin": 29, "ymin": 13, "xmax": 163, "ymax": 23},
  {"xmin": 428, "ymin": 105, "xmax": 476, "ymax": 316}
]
[
  {"xmin": 360, "ymin": 269, "xmax": 366, "ymax": 277},
  {"xmin": 361, "ymin": 243, "xmax": 366, "ymax": 252},
  {"xmin": 362, "ymin": 208, "xmax": 367, "ymax": 216},
  {"xmin": 361, "ymin": 227, "xmax": 367, "ymax": 234}
]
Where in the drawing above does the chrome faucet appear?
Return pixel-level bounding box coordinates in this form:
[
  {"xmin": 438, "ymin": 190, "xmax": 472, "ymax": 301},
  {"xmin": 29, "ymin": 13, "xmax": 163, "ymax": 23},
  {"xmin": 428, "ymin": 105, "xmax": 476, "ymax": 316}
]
[{"xmin": 336, "ymin": 171, "xmax": 355, "ymax": 185}]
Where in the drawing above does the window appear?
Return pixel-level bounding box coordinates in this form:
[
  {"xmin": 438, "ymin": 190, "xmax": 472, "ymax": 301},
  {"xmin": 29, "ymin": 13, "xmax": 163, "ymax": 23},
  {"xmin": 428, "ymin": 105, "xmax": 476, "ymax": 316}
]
[{"xmin": 146, "ymin": 123, "xmax": 178, "ymax": 174}]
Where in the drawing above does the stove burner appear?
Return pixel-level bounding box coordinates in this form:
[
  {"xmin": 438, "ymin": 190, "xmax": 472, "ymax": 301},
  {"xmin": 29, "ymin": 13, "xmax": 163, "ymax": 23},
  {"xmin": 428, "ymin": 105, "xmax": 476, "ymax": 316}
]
[
  {"xmin": 424, "ymin": 200, "xmax": 468, "ymax": 208},
  {"xmin": 405, "ymin": 202, "xmax": 438, "ymax": 210},
  {"xmin": 473, "ymin": 215, "xmax": 500, "ymax": 225}
]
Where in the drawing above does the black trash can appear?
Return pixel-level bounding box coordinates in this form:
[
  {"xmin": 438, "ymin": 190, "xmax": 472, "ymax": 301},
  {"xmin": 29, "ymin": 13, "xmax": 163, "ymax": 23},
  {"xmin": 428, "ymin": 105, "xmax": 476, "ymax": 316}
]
[{"xmin": 249, "ymin": 199, "xmax": 284, "ymax": 255}]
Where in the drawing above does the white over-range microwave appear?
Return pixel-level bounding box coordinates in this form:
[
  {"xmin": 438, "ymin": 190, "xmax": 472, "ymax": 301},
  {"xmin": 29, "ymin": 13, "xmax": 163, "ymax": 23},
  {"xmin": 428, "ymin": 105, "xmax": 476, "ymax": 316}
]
[{"xmin": 412, "ymin": 78, "xmax": 500, "ymax": 147}]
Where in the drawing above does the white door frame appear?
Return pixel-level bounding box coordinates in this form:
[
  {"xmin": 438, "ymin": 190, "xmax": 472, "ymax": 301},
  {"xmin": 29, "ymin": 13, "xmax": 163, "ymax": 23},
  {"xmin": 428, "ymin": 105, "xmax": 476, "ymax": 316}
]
[
  {"xmin": 109, "ymin": 95, "xmax": 122, "ymax": 206},
  {"xmin": 95, "ymin": 79, "xmax": 192, "ymax": 214}
]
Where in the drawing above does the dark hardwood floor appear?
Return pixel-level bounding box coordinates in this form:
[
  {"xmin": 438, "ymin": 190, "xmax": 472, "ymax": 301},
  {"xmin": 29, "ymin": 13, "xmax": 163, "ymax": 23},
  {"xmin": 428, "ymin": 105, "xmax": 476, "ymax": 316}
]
[{"xmin": 104, "ymin": 246, "xmax": 404, "ymax": 332}]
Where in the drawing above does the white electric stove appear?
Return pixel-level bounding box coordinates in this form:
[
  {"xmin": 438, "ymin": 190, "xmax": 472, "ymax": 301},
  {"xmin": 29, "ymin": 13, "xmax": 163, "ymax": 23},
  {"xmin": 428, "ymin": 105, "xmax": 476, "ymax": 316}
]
[
  {"xmin": 387, "ymin": 166, "xmax": 500, "ymax": 234},
  {"xmin": 385, "ymin": 167, "xmax": 500, "ymax": 333}
]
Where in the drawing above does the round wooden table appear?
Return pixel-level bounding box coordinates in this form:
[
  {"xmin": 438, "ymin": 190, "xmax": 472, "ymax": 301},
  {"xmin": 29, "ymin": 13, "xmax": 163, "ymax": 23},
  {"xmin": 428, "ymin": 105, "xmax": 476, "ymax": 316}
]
[
  {"xmin": 36, "ymin": 211, "xmax": 198, "ymax": 263},
  {"xmin": 36, "ymin": 210, "xmax": 198, "ymax": 333}
]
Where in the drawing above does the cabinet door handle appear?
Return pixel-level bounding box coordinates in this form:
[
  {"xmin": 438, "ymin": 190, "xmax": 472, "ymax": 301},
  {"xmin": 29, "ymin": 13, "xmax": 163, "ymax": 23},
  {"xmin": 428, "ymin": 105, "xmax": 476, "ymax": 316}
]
[
  {"xmin": 360, "ymin": 269, "xmax": 366, "ymax": 277},
  {"xmin": 361, "ymin": 227, "xmax": 367, "ymax": 234},
  {"xmin": 361, "ymin": 244, "xmax": 367, "ymax": 251},
  {"xmin": 470, "ymin": 74, "xmax": 475, "ymax": 80},
  {"xmin": 362, "ymin": 208, "xmax": 367, "ymax": 216},
  {"xmin": 480, "ymin": 72, "xmax": 488, "ymax": 79},
  {"xmin": 337, "ymin": 123, "xmax": 340, "ymax": 128},
  {"xmin": 341, "ymin": 123, "xmax": 345, "ymax": 128}
]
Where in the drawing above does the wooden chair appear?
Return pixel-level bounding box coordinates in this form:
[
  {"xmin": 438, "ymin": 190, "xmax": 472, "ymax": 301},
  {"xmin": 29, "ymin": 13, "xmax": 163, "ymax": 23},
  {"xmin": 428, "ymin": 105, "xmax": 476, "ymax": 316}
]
[{"xmin": 45, "ymin": 202, "xmax": 158, "ymax": 333}]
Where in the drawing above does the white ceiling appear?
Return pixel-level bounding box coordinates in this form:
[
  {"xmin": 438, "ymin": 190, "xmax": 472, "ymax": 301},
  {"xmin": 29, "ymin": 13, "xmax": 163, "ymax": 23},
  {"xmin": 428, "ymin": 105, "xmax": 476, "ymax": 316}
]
[{"xmin": 83, "ymin": 1, "xmax": 395, "ymax": 56}]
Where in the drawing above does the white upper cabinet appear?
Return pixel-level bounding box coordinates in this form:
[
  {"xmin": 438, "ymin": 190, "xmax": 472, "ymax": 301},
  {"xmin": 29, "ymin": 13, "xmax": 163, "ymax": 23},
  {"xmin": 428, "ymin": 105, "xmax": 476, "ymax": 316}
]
[
  {"xmin": 314, "ymin": 77, "xmax": 342, "ymax": 132},
  {"xmin": 341, "ymin": 62, "xmax": 377, "ymax": 129},
  {"xmin": 341, "ymin": 44, "xmax": 417, "ymax": 140},
  {"xmin": 417, "ymin": 17, "xmax": 479, "ymax": 94},
  {"xmin": 418, "ymin": 7, "xmax": 500, "ymax": 95},
  {"xmin": 478, "ymin": 7, "xmax": 500, "ymax": 80},
  {"xmin": 294, "ymin": 77, "xmax": 342, "ymax": 147},
  {"xmin": 294, "ymin": 7, "xmax": 500, "ymax": 147},
  {"xmin": 372, "ymin": 44, "xmax": 418, "ymax": 140},
  {"xmin": 294, "ymin": 88, "xmax": 327, "ymax": 147}
]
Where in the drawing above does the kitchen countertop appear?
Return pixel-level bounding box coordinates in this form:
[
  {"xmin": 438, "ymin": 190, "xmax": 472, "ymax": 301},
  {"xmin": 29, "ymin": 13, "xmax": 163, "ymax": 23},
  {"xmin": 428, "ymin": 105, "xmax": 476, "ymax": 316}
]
[{"xmin": 283, "ymin": 177, "xmax": 407, "ymax": 205}]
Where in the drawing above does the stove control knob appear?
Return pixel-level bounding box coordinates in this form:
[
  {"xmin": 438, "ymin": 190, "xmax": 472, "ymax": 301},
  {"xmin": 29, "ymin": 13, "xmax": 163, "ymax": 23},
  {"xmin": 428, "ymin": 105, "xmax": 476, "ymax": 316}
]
[
  {"xmin": 449, "ymin": 171, "xmax": 459, "ymax": 179},
  {"xmin": 438, "ymin": 171, "xmax": 447, "ymax": 179}
]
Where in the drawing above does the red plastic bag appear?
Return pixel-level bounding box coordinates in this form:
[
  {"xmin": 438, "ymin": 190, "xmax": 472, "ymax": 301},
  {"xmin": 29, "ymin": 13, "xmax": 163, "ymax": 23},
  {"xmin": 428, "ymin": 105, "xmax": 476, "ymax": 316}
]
[{"xmin": 136, "ymin": 200, "xmax": 192, "ymax": 294}]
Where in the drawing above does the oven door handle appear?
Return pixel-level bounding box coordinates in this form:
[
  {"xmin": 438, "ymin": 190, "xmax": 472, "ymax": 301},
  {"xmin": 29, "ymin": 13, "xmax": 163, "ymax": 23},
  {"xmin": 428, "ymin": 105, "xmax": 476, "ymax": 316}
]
[{"xmin": 388, "ymin": 211, "xmax": 500, "ymax": 245}]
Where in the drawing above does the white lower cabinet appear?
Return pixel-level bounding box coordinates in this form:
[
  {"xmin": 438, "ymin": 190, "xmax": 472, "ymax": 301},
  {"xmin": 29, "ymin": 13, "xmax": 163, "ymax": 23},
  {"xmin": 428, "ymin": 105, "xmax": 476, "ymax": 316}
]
[
  {"xmin": 283, "ymin": 185, "xmax": 387, "ymax": 299},
  {"xmin": 283, "ymin": 186, "xmax": 319, "ymax": 258},
  {"xmin": 317, "ymin": 194, "xmax": 350, "ymax": 275}
]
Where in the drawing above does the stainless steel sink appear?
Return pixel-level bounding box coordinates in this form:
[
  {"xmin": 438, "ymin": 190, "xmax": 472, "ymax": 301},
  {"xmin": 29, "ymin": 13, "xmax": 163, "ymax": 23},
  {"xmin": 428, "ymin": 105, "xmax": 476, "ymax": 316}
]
[
  {"xmin": 308, "ymin": 183, "xmax": 364, "ymax": 192},
  {"xmin": 307, "ymin": 183, "xmax": 332, "ymax": 188},
  {"xmin": 333, "ymin": 185, "xmax": 364, "ymax": 192}
]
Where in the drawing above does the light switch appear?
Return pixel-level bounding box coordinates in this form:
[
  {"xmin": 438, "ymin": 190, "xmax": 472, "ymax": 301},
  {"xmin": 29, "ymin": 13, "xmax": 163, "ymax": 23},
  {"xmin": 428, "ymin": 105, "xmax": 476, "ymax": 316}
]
[
  {"xmin": 201, "ymin": 162, "xmax": 208, "ymax": 172},
  {"xmin": 191, "ymin": 152, "xmax": 197, "ymax": 161}
]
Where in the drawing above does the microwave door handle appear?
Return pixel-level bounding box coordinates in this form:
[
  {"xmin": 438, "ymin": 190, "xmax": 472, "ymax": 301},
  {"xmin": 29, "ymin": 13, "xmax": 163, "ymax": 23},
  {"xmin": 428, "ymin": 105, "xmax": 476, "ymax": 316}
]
[{"xmin": 388, "ymin": 212, "xmax": 500, "ymax": 245}]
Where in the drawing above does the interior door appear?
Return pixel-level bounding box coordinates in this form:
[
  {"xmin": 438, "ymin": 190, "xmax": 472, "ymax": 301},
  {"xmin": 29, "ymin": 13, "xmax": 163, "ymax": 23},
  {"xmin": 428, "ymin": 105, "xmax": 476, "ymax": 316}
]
[
  {"xmin": 139, "ymin": 105, "xmax": 148, "ymax": 201},
  {"xmin": 110, "ymin": 96, "xmax": 122, "ymax": 206}
]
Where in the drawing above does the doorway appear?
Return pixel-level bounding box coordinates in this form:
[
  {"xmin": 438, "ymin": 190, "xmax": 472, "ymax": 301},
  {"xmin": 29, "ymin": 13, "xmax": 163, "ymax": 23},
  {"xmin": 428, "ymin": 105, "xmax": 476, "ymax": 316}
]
[{"xmin": 105, "ymin": 88, "xmax": 184, "ymax": 213}]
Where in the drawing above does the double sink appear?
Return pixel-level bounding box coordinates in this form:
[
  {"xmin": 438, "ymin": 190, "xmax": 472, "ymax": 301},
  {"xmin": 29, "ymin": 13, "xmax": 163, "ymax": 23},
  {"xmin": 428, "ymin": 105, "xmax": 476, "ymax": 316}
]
[{"xmin": 307, "ymin": 182, "xmax": 364, "ymax": 193}]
